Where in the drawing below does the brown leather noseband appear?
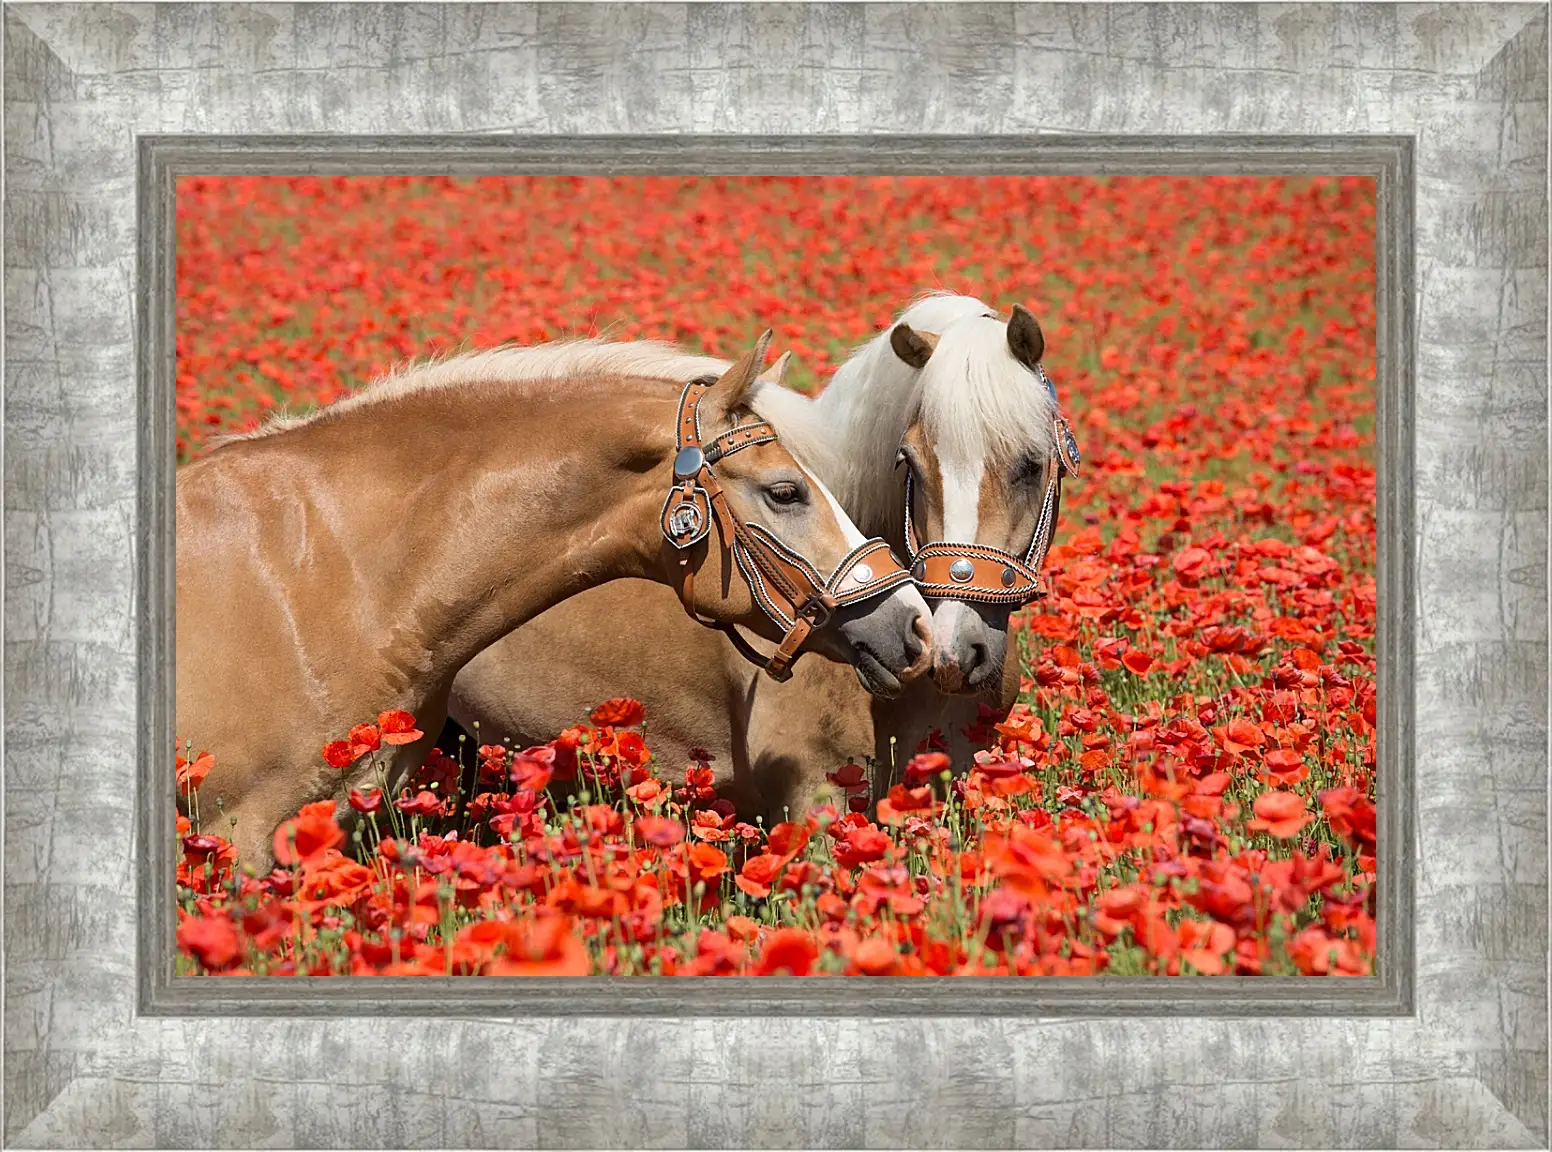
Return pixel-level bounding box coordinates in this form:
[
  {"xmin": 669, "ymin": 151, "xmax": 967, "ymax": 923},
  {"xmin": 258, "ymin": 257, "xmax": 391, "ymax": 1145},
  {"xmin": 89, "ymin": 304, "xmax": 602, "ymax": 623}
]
[
  {"xmin": 662, "ymin": 374, "xmax": 915, "ymax": 682},
  {"xmin": 903, "ymin": 361, "xmax": 1081, "ymax": 607}
]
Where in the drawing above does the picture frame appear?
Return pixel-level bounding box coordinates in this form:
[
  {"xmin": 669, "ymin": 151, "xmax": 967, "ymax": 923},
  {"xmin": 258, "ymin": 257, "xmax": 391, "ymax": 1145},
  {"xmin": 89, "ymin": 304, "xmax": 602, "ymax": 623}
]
[{"xmin": 5, "ymin": 3, "xmax": 1546, "ymax": 1147}]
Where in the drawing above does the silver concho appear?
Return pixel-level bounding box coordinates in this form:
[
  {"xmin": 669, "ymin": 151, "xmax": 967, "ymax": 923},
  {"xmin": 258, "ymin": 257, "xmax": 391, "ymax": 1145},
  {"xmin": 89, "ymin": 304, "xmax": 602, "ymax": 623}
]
[
  {"xmin": 673, "ymin": 446, "xmax": 706, "ymax": 479},
  {"xmin": 667, "ymin": 502, "xmax": 704, "ymax": 540},
  {"xmin": 849, "ymin": 563, "xmax": 874, "ymax": 584},
  {"xmin": 949, "ymin": 558, "xmax": 976, "ymax": 583}
]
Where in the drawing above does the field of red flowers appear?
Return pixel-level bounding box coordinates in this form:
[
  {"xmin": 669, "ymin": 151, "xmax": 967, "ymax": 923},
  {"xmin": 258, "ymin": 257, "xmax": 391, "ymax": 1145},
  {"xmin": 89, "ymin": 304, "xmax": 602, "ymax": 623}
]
[{"xmin": 175, "ymin": 175, "xmax": 1378, "ymax": 977}]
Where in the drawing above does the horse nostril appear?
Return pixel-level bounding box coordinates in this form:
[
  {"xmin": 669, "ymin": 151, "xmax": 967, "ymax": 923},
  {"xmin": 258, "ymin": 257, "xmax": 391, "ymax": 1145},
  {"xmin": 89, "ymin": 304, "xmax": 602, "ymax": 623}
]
[
  {"xmin": 903, "ymin": 612, "xmax": 933, "ymax": 678},
  {"xmin": 962, "ymin": 640, "xmax": 989, "ymax": 679},
  {"xmin": 912, "ymin": 611, "xmax": 932, "ymax": 651}
]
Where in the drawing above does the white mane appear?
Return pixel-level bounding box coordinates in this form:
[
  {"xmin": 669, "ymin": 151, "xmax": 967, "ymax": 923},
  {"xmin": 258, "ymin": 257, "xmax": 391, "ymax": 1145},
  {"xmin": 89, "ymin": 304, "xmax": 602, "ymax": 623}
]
[
  {"xmin": 747, "ymin": 291, "xmax": 1057, "ymax": 537},
  {"xmin": 224, "ymin": 339, "xmax": 732, "ymax": 442},
  {"xmin": 916, "ymin": 311, "xmax": 1059, "ymax": 467}
]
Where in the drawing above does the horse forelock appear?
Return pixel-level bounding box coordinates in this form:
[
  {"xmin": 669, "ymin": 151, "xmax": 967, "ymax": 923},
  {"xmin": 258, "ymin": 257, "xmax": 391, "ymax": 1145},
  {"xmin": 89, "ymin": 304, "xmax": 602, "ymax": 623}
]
[{"xmin": 915, "ymin": 310, "xmax": 1059, "ymax": 472}]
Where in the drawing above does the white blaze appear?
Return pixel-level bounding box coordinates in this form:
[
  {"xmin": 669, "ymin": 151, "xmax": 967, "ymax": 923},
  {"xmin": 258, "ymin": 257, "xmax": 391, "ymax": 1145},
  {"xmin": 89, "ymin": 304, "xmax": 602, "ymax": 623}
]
[{"xmin": 930, "ymin": 451, "xmax": 986, "ymax": 654}]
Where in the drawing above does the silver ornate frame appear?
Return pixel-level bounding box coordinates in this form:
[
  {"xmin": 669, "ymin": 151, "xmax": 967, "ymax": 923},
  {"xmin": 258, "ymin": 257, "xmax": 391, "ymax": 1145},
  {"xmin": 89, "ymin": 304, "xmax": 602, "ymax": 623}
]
[{"xmin": 5, "ymin": 3, "xmax": 1546, "ymax": 1147}]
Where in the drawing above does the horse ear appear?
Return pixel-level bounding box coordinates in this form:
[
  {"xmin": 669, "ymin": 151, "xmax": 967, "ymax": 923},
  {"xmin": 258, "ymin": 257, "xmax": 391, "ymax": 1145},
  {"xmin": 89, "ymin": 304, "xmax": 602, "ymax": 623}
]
[
  {"xmin": 1007, "ymin": 304, "xmax": 1045, "ymax": 370},
  {"xmin": 709, "ymin": 329, "xmax": 774, "ymax": 412},
  {"xmin": 890, "ymin": 323, "xmax": 939, "ymax": 370},
  {"xmin": 754, "ymin": 349, "xmax": 795, "ymax": 389}
]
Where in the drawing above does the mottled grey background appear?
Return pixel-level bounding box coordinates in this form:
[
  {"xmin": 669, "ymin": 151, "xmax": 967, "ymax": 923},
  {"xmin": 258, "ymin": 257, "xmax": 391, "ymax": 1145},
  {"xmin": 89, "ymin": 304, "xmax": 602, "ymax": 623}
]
[{"xmin": 3, "ymin": 3, "xmax": 1547, "ymax": 1149}]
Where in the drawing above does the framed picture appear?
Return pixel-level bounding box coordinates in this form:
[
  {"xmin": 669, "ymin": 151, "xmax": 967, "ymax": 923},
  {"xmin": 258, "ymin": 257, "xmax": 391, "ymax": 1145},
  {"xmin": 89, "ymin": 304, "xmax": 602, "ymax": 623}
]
[
  {"xmin": 159, "ymin": 154, "xmax": 1400, "ymax": 996},
  {"xmin": 6, "ymin": 3, "xmax": 1545, "ymax": 1148}
]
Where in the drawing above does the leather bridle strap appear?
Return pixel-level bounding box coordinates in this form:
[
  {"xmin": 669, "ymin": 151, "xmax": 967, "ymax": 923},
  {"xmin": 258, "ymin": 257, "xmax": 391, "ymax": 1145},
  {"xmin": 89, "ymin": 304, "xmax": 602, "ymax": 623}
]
[{"xmin": 662, "ymin": 374, "xmax": 914, "ymax": 682}]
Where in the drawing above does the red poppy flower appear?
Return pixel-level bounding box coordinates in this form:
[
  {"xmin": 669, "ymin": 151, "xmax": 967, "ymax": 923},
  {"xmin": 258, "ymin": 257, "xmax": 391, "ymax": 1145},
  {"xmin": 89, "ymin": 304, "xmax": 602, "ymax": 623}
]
[
  {"xmin": 766, "ymin": 822, "xmax": 811, "ymax": 862},
  {"xmin": 725, "ymin": 915, "xmax": 762, "ymax": 943},
  {"xmin": 273, "ymin": 800, "xmax": 345, "ymax": 866},
  {"xmin": 590, "ymin": 697, "xmax": 646, "ymax": 727},
  {"xmin": 1248, "ymin": 790, "xmax": 1313, "ymax": 839},
  {"xmin": 1261, "ymin": 748, "xmax": 1308, "ymax": 785},
  {"xmin": 752, "ymin": 927, "xmax": 820, "ymax": 976},
  {"xmin": 686, "ymin": 843, "xmax": 730, "ymax": 885},
  {"xmin": 321, "ymin": 741, "xmax": 360, "ymax": 769},
  {"xmin": 175, "ymin": 751, "xmax": 215, "ymax": 797},
  {"xmin": 832, "ymin": 824, "xmax": 890, "ymax": 869},
  {"xmin": 735, "ymin": 853, "xmax": 787, "ymax": 899},
  {"xmin": 1121, "ymin": 650, "xmax": 1155, "ymax": 676},
  {"xmin": 394, "ymin": 790, "xmax": 441, "ymax": 816},
  {"xmin": 626, "ymin": 778, "xmax": 668, "ymax": 808},
  {"xmin": 614, "ymin": 730, "xmax": 649, "ymax": 770},
  {"xmin": 1319, "ymin": 787, "xmax": 1377, "ymax": 848},
  {"xmin": 635, "ymin": 816, "xmax": 685, "ymax": 848},
  {"xmin": 483, "ymin": 915, "xmax": 593, "ymax": 977},
  {"xmin": 342, "ymin": 788, "xmax": 380, "ymax": 814},
  {"xmin": 181, "ymin": 833, "xmax": 228, "ymax": 860},
  {"xmin": 848, "ymin": 936, "xmax": 901, "ymax": 976},
  {"xmin": 1178, "ymin": 918, "xmax": 1236, "ymax": 975},
  {"xmin": 877, "ymin": 784, "xmax": 943, "ymax": 826},
  {"xmin": 1172, "ymin": 546, "xmax": 1212, "ymax": 580},
  {"xmin": 1216, "ymin": 718, "xmax": 1267, "ymax": 756},
  {"xmin": 508, "ymin": 753, "xmax": 554, "ymax": 793},
  {"xmin": 825, "ymin": 762, "xmax": 870, "ymax": 794},
  {"xmin": 296, "ymin": 850, "xmax": 376, "ymax": 912},
  {"xmin": 348, "ymin": 724, "xmax": 381, "ymax": 752},
  {"xmin": 376, "ymin": 710, "xmax": 425, "ymax": 745},
  {"xmin": 902, "ymin": 752, "xmax": 950, "ymax": 786},
  {"xmin": 689, "ymin": 809, "xmax": 732, "ymax": 843},
  {"xmin": 177, "ymin": 911, "xmax": 243, "ymax": 971}
]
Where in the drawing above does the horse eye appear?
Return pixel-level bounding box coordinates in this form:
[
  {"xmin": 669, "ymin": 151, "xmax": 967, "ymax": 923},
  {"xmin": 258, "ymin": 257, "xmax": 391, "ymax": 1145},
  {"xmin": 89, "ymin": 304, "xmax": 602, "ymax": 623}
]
[{"xmin": 765, "ymin": 482, "xmax": 803, "ymax": 506}]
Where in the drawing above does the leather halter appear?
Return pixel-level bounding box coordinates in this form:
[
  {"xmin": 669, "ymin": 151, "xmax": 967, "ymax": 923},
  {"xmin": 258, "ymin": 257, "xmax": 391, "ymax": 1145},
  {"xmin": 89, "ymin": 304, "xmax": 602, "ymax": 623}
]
[
  {"xmin": 662, "ymin": 374, "xmax": 914, "ymax": 682},
  {"xmin": 902, "ymin": 361, "xmax": 1081, "ymax": 606}
]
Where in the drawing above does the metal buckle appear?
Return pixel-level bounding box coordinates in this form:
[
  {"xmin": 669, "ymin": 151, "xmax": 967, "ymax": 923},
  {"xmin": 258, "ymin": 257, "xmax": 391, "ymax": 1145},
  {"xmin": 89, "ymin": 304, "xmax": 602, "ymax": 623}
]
[
  {"xmin": 797, "ymin": 596, "xmax": 833, "ymax": 628},
  {"xmin": 666, "ymin": 500, "xmax": 705, "ymax": 543}
]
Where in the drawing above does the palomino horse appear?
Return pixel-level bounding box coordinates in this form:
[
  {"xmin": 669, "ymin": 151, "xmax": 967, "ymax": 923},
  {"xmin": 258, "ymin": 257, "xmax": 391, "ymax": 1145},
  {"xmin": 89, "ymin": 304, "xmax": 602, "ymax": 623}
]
[
  {"xmin": 177, "ymin": 333, "xmax": 934, "ymax": 870},
  {"xmin": 448, "ymin": 294, "xmax": 1080, "ymax": 819}
]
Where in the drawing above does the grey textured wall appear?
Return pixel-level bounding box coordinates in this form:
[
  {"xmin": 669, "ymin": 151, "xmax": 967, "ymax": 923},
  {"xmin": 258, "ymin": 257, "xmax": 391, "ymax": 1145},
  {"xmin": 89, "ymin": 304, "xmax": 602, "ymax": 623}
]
[{"xmin": 4, "ymin": 4, "xmax": 1547, "ymax": 1148}]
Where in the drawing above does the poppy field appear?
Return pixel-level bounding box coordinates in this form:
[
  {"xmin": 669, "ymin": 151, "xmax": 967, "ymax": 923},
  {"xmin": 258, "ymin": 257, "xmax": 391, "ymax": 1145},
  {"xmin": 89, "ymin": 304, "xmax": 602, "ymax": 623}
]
[{"xmin": 175, "ymin": 175, "xmax": 1378, "ymax": 977}]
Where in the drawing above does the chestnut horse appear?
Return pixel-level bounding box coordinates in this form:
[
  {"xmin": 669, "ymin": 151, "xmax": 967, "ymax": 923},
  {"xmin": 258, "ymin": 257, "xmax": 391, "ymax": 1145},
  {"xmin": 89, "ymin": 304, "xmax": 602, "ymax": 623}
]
[
  {"xmin": 448, "ymin": 295, "xmax": 1080, "ymax": 819},
  {"xmin": 177, "ymin": 333, "xmax": 933, "ymax": 870}
]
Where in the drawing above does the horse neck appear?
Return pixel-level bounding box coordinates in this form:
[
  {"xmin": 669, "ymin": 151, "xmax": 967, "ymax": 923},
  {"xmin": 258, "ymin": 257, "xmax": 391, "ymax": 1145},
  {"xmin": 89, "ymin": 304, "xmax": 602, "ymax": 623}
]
[
  {"xmin": 268, "ymin": 377, "xmax": 676, "ymax": 689},
  {"xmin": 800, "ymin": 341, "xmax": 922, "ymax": 541}
]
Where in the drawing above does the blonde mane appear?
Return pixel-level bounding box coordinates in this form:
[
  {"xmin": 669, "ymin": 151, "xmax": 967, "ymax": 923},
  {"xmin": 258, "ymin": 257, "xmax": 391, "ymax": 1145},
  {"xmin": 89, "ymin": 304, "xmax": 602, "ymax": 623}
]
[{"xmin": 220, "ymin": 339, "xmax": 732, "ymax": 444}]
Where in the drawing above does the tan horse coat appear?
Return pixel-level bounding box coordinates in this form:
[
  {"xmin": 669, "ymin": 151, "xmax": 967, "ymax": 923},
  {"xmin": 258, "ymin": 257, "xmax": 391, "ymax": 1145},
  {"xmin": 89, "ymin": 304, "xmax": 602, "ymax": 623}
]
[{"xmin": 177, "ymin": 336, "xmax": 930, "ymax": 868}]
